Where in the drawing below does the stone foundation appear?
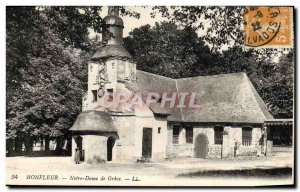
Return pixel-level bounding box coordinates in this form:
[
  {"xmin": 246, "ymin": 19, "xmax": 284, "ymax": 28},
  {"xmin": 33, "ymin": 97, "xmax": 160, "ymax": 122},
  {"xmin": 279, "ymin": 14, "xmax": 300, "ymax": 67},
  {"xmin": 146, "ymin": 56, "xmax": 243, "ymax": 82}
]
[
  {"xmin": 166, "ymin": 144, "xmax": 193, "ymax": 159},
  {"xmin": 237, "ymin": 146, "xmax": 258, "ymax": 156},
  {"xmin": 208, "ymin": 144, "xmax": 222, "ymax": 159}
]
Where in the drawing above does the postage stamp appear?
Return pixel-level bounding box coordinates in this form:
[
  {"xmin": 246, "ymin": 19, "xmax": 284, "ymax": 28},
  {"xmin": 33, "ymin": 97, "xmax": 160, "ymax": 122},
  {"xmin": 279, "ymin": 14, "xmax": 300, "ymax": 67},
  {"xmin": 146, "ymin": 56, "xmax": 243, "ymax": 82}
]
[{"xmin": 244, "ymin": 6, "xmax": 293, "ymax": 48}]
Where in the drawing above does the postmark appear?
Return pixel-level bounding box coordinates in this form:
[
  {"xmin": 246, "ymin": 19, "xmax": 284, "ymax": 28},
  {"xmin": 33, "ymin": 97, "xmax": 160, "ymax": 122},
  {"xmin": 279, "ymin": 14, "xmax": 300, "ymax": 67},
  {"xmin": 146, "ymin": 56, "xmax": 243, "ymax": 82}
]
[{"xmin": 244, "ymin": 6, "xmax": 293, "ymax": 48}]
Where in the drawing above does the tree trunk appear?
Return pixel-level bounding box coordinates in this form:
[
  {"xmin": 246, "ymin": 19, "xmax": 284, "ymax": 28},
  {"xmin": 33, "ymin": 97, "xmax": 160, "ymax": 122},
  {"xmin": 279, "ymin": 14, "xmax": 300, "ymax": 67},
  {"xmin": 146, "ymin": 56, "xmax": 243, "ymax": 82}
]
[
  {"xmin": 66, "ymin": 138, "xmax": 72, "ymax": 156},
  {"xmin": 55, "ymin": 138, "xmax": 63, "ymax": 154},
  {"xmin": 14, "ymin": 137, "xmax": 23, "ymax": 153},
  {"xmin": 45, "ymin": 136, "xmax": 50, "ymax": 151},
  {"xmin": 40, "ymin": 137, "xmax": 44, "ymax": 149},
  {"xmin": 6, "ymin": 138, "xmax": 14, "ymax": 156},
  {"xmin": 24, "ymin": 135, "xmax": 34, "ymax": 153}
]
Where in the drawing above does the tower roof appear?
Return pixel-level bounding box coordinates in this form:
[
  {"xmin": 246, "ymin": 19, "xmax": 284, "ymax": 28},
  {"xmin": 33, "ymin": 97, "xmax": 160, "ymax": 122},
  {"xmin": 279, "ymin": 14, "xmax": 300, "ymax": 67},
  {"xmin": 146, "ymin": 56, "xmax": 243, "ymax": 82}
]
[
  {"xmin": 103, "ymin": 6, "xmax": 124, "ymax": 27},
  {"xmin": 92, "ymin": 6, "xmax": 131, "ymax": 61},
  {"xmin": 70, "ymin": 111, "xmax": 117, "ymax": 132},
  {"xmin": 92, "ymin": 44, "xmax": 132, "ymax": 60}
]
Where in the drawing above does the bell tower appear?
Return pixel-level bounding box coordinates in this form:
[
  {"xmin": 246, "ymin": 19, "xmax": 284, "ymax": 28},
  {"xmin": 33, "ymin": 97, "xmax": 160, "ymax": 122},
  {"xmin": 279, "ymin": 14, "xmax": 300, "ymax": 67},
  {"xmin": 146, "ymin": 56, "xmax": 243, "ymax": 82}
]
[
  {"xmin": 102, "ymin": 6, "xmax": 124, "ymax": 45},
  {"xmin": 84, "ymin": 6, "xmax": 137, "ymax": 111}
]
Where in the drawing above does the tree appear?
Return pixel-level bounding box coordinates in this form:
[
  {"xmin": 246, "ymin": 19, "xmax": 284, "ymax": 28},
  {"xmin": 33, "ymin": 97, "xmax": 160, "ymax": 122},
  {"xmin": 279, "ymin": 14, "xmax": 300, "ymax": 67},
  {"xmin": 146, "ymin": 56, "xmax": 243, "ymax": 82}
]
[
  {"xmin": 249, "ymin": 51, "xmax": 294, "ymax": 118},
  {"xmin": 41, "ymin": 6, "xmax": 104, "ymax": 50},
  {"xmin": 6, "ymin": 29, "xmax": 88, "ymax": 153},
  {"xmin": 6, "ymin": 7, "xmax": 89, "ymax": 153},
  {"xmin": 208, "ymin": 46, "xmax": 294, "ymax": 118},
  {"xmin": 124, "ymin": 22, "xmax": 214, "ymax": 78},
  {"xmin": 151, "ymin": 6, "xmax": 289, "ymax": 60},
  {"xmin": 151, "ymin": 6, "xmax": 244, "ymax": 50}
]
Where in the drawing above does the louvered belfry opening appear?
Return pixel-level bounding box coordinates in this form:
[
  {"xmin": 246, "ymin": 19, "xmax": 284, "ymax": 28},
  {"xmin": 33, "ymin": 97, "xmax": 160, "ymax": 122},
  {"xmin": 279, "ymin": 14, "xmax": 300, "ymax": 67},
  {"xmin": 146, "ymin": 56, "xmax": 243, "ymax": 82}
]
[{"xmin": 242, "ymin": 127, "xmax": 252, "ymax": 146}]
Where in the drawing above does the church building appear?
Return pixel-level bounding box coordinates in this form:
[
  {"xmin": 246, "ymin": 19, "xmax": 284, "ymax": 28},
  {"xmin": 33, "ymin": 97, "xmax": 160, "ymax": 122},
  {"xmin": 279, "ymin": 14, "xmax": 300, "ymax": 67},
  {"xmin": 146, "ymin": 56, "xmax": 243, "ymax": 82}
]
[{"xmin": 70, "ymin": 7, "xmax": 274, "ymax": 163}]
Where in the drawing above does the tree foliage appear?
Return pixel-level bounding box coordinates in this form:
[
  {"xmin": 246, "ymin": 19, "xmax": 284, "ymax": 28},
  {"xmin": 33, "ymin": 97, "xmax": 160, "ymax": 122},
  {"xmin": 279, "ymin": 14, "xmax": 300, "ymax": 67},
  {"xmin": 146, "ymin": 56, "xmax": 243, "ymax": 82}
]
[
  {"xmin": 41, "ymin": 6, "xmax": 104, "ymax": 50},
  {"xmin": 6, "ymin": 7, "xmax": 91, "ymax": 148},
  {"xmin": 151, "ymin": 6, "xmax": 289, "ymax": 60},
  {"xmin": 250, "ymin": 51, "xmax": 294, "ymax": 118},
  {"xmin": 124, "ymin": 22, "xmax": 214, "ymax": 78},
  {"xmin": 151, "ymin": 6, "xmax": 244, "ymax": 50}
]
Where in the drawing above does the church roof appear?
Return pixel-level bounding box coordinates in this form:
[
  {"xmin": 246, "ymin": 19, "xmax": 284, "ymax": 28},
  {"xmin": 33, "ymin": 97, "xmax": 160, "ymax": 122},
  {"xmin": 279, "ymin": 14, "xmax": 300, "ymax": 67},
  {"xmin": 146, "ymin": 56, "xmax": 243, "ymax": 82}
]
[
  {"xmin": 70, "ymin": 111, "xmax": 117, "ymax": 132},
  {"xmin": 125, "ymin": 71, "xmax": 182, "ymax": 119},
  {"xmin": 126, "ymin": 70, "xmax": 273, "ymax": 124},
  {"xmin": 92, "ymin": 45, "xmax": 132, "ymax": 60}
]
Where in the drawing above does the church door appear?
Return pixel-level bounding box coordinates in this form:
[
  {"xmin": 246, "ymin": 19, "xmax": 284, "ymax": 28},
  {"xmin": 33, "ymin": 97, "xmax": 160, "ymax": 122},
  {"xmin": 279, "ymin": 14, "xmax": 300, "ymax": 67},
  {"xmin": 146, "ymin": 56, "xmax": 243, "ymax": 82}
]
[
  {"xmin": 107, "ymin": 137, "xmax": 115, "ymax": 161},
  {"xmin": 142, "ymin": 128, "xmax": 152, "ymax": 158},
  {"xmin": 195, "ymin": 134, "xmax": 208, "ymax": 158}
]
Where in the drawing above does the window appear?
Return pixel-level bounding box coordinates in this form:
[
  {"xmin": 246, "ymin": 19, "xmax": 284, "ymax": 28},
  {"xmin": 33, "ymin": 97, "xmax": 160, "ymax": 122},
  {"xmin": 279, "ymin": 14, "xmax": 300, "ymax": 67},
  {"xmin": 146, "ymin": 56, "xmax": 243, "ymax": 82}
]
[
  {"xmin": 92, "ymin": 90, "xmax": 97, "ymax": 102},
  {"xmin": 185, "ymin": 126, "xmax": 193, "ymax": 143},
  {"xmin": 158, "ymin": 127, "xmax": 161, "ymax": 134},
  {"xmin": 242, "ymin": 127, "xmax": 252, "ymax": 146},
  {"xmin": 107, "ymin": 89, "xmax": 113, "ymax": 101},
  {"xmin": 173, "ymin": 125, "xmax": 180, "ymax": 144},
  {"xmin": 214, "ymin": 126, "xmax": 224, "ymax": 145}
]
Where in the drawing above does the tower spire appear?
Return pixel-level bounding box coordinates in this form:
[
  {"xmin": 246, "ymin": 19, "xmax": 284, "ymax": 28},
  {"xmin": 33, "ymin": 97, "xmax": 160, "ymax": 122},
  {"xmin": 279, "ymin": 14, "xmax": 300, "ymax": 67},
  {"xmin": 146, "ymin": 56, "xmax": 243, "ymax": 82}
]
[{"xmin": 108, "ymin": 6, "xmax": 119, "ymax": 16}]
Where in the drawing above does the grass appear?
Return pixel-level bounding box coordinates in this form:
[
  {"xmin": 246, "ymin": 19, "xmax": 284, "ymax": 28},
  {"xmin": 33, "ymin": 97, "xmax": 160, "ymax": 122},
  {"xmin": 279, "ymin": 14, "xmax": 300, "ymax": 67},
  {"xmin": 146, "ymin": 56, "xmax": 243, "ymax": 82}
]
[{"xmin": 177, "ymin": 167, "xmax": 293, "ymax": 178}]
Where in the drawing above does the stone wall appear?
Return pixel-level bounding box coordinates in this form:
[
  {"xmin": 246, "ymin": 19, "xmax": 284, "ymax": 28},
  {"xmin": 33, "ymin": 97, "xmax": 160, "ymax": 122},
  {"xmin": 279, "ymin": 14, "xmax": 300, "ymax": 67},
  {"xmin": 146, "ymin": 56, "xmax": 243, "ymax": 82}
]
[
  {"xmin": 114, "ymin": 114, "xmax": 168, "ymax": 162},
  {"xmin": 71, "ymin": 135, "xmax": 108, "ymax": 164},
  {"xmin": 238, "ymin": 146, "xmax": 258, "ymax": 156},
  {"xmin": 152, "ymin": 116, "xmax": 168, "ymax": 161},
  {"xmin": 208, "ymin": 144, "xmax": 222, "ymax": 159},
  {"xmin": 113, "ymin": 115, "xmax": 138, "ymax": 162},
  {"xmin": 166, "ymin": 144, "xmax": 193, "ymax": 158},
  {"xmin": 166, "ymin": 125, "xmax": 264, "ymax": 159}
]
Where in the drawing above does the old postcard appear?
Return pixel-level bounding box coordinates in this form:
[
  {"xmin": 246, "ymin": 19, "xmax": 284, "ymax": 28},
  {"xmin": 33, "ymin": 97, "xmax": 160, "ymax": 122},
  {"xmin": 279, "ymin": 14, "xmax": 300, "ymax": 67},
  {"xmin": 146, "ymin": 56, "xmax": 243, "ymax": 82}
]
[{"xmin": 6, "ymin": 5, "xmax": 295, "ymax": 187}]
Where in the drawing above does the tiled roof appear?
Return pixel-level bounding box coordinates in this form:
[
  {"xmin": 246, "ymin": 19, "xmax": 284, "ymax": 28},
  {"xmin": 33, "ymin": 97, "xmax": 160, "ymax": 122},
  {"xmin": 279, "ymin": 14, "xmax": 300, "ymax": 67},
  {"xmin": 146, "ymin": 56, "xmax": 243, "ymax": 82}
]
[
  {"xmin": 126, "ymin": 70, "xmax": 274, "ymax": 123},
  {"xmin": 125, "ymin": 71, "xmax": 183, "ymax": 119}
]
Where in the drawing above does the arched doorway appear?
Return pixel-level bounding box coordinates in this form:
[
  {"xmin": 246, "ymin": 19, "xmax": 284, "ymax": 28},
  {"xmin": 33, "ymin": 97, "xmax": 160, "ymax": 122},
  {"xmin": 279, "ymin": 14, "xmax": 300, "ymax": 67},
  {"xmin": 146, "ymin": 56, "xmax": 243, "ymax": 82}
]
[
  {"xmin": 107, "ymin": 137, "xmax": 116, "ymax": 161},
  {"xmin": 194, "ymin": 134, "xmax": 208, "ymax": 158},
  {"xmin": 74, "ymin": 136, "xmax": 84, "ymax": 161},
  {"xmin": 74, "ymin": 136, "xmax": 82, "ymax": 149}
]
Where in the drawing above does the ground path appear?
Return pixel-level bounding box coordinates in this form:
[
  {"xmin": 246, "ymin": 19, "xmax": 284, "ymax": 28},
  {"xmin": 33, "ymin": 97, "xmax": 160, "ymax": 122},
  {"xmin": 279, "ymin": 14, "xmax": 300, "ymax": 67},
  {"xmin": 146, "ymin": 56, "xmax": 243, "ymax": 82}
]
[{"xmin": 6, "ymin": 152, "xmax": 294, "ymax": 186}]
